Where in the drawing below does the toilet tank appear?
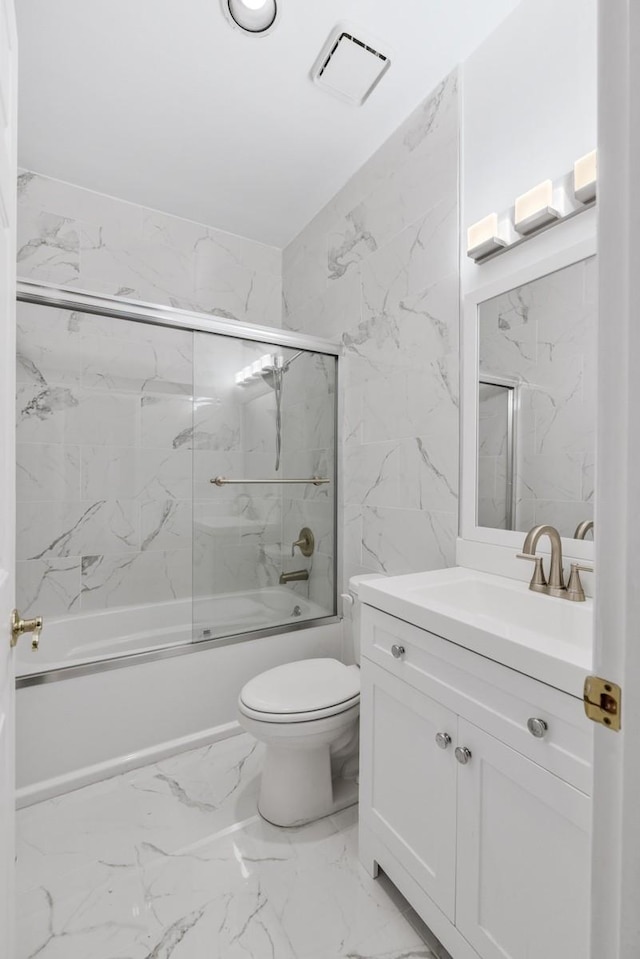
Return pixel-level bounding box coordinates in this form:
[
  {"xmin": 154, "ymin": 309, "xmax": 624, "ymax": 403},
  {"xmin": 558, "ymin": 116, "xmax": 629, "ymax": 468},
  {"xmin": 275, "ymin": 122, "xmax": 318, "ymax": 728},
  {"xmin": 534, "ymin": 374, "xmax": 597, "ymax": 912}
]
[{"xmin": 342, "ymin": 574, "xmax": 386, "ymax": 666}]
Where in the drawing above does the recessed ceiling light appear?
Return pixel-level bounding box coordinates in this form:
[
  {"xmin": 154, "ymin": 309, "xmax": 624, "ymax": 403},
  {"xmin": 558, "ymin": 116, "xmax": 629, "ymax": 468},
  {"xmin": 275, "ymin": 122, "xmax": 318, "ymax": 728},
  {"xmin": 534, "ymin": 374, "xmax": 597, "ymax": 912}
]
[{"xmin": 226, "ymin": 0, "xmax": 277, "ymax": 34}]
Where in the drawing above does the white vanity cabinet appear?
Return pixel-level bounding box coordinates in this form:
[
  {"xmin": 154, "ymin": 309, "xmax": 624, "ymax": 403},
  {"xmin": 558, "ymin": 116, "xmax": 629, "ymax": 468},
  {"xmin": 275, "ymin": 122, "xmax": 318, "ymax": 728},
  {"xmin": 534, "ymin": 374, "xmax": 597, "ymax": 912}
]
[
  {"xmin": 359, "ymin": 604, "xmax": 592, "ymax": 959},
  {"xmin": 455, "ymin": 718, "xmax": 591, "ymax": 959},
  {"xmin": 361, "ymin": 663, "xmax": 458, "ymax": 920}
]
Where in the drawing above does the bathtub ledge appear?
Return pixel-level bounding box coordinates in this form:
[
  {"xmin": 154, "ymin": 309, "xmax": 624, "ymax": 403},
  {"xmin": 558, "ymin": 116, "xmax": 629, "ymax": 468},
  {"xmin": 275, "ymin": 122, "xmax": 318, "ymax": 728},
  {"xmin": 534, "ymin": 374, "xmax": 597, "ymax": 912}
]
[{"xmin": 15, "ymin": 720, "xmax": 243, "ymax": 808}]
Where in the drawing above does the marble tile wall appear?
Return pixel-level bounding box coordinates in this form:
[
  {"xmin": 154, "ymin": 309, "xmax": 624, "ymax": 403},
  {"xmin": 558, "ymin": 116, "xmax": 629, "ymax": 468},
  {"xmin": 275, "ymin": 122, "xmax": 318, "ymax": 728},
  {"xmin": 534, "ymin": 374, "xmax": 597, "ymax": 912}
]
[
  {"xmin": 16, "ymin": 173, "xmax": 340, "ymax": 626},
  {"xmin": 478, "ymin": 256, "xmax": 596, "ymax": 539},
  {"xmin": 282, "ymin": 71, "xmax": 460, "ymax": 587},
  {"xmin": 17, "ymin": 170, "xmax": 282, "ymax": 327},
  {"xmin": 17, "ymin": 75, "xmax": 460, "ymax": 615}
]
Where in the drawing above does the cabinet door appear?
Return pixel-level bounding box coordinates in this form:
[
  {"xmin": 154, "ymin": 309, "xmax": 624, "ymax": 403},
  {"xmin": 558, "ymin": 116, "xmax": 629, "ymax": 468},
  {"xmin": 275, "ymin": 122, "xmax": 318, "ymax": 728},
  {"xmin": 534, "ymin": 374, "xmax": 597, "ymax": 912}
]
[
  {"xmin": 456, "ymin": 718, "xmax": 591, "ymax": 959},
  {"xmin": 360, "ymin": 661, "xmax": 458, "ymax": 920}
]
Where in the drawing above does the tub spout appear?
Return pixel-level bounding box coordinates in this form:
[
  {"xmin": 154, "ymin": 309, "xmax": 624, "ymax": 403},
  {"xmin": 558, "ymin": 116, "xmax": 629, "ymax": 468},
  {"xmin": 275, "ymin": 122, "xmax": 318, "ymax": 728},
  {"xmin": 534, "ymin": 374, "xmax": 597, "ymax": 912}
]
[{"xmin": 279, "ymin": 569, "xmax": 309, "ymax": 585}]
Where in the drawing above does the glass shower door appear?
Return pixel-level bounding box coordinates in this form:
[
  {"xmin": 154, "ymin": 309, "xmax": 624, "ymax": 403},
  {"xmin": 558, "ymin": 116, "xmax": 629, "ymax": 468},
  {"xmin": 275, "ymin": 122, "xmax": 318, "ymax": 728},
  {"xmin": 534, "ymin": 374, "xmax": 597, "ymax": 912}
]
[
  {"xmin": 192, "ymin": 332, "xmax": 336, "ymax": 641},
  {"xmin": 477, "ymin": 380, "xmax": 516, "ymax": 530}
]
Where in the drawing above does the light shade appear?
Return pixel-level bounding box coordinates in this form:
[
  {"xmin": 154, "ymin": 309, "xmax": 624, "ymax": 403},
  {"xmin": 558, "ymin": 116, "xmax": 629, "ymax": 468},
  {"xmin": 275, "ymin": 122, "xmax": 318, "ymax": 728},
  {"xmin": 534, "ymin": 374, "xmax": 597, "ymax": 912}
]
[
  {"xmin": 514, "ymin": 180, "xmax": 560, "ymax": 236},
  {"xmin": 574, "ymin": 150, "xmax": 597, "ymax": 203},
  {"xmin": 466, "ymin": 213, "xmax": 507, "ymax": 261},
  {"xmin": 227, "ymin": 0, "xmax": 277, "ymax": 33}
]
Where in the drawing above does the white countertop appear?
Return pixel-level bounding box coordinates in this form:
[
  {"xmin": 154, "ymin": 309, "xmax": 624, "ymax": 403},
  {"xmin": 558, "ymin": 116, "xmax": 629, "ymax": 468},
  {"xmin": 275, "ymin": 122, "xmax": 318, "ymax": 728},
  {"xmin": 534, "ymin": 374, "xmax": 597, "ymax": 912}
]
[{"xmin": 358, "ymin": 567, "xmax": 593, "ymax": 698}]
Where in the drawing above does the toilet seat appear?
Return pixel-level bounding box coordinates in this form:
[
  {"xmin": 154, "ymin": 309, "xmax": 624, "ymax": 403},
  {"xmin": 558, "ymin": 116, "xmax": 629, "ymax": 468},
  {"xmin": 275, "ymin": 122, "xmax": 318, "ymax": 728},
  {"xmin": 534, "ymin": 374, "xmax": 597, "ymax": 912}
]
[
  {"xmin": 238, "ymin": 695, "xmax": 360, "ymax": 724},
  {"xmin": 239, "ymin": 658, "xmax": 360, "ymax": 724}
]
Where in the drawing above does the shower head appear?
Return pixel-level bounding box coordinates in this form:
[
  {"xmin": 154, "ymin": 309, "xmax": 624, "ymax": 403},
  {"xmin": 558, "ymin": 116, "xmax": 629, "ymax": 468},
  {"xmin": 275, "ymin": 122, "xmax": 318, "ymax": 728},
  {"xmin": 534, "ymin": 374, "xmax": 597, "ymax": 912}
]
[{"xmin": 260, "ymin": 350, "xmax": 304, "ymax": 388}]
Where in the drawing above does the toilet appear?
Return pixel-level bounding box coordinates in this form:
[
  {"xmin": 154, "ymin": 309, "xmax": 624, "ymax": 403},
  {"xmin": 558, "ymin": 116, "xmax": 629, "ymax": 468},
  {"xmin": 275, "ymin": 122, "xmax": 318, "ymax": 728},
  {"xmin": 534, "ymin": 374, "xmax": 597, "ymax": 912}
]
[{"xmin": 237, "ymin": 574, "xmax": 382, "ymax": 827}]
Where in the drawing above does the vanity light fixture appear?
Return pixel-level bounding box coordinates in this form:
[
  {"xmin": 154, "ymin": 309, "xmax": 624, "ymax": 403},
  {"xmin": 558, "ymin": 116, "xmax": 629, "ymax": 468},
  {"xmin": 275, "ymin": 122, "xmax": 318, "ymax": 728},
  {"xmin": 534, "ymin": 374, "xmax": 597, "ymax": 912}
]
[
  {"xmin": 574, "ymin": 150, "xmax": 597, "ymax": 203},
  {"xmin": 514, "ymin": 180, "xmax": 561, "ymax": 235},
  {"xmin": 466, "ymin": 213, "xmax": 507, "ymax": 262},
  {"xmin": 468, "ymin": 152, "xmax": 597, "ymax": 265},
  {"xmin": 226, "ymin": 0, "xmax": 277, "ymax": 34},
  {"xmin": 514, "ymin": 180, "xmax": 561, "ymax": 236}
]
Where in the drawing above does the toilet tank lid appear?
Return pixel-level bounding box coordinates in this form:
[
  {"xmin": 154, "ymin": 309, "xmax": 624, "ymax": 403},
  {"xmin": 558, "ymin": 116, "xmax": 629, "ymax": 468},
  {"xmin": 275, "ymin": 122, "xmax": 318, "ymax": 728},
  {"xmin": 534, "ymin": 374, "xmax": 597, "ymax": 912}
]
[
  {"xmin": 240, "ymin": 658, "xmax": 360, "ymax": 714},
  {"xmin": 348, "ymin": 573, "xmax": 387, "ymax": 598}
]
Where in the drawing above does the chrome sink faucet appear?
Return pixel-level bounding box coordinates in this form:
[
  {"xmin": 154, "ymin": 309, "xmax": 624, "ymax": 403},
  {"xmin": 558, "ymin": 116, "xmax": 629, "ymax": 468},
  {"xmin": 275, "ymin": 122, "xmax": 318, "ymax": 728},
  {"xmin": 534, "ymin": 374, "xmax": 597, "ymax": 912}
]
[{"xmin": 517, "ymin": 524, "xmax": 566, "ymax": 598}]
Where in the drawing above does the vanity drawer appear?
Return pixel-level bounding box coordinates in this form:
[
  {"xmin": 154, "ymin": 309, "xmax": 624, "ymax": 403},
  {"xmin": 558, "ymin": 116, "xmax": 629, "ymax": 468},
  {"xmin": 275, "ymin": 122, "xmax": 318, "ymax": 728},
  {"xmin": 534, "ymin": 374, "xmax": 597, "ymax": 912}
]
[{"xmin": 360, "ymin": 605, "xmax": 593, "ymax": 795}]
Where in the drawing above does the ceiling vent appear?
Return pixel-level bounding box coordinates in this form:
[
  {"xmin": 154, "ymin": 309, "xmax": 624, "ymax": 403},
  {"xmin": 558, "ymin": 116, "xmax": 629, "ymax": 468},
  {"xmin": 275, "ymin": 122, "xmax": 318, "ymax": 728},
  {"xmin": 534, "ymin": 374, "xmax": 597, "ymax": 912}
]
[{"xmin": 311, "ymin": 25, "xmax": 391, "ymax": 106}]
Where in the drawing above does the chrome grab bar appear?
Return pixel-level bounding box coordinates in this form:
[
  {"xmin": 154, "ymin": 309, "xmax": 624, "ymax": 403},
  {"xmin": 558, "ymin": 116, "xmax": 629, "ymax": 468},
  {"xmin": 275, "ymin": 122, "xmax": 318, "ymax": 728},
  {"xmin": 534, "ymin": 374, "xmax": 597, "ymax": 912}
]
[{"xmin": 211, "ymin": 476, "xmax": 330, "ymax": 487}]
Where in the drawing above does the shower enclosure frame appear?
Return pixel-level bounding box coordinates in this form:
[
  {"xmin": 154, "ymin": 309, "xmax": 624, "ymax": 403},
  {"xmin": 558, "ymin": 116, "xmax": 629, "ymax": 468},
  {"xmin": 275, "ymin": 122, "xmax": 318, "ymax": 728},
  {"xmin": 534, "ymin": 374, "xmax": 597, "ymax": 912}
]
[
  {"xmin": 477, "ymin": 372, "xmax": 520, "ymax": 531},
  {"xmin": 15, "ymin": 279, "xmax": 343, "ymax": 689}
]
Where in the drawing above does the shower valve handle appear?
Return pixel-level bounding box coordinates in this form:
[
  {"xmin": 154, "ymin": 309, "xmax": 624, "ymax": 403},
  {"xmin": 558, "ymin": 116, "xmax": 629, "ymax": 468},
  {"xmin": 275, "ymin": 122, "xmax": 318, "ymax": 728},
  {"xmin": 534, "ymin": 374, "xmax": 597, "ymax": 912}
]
[{"xmin": 291, "ymin": 527, "xmax": 315, "ymax": 558}]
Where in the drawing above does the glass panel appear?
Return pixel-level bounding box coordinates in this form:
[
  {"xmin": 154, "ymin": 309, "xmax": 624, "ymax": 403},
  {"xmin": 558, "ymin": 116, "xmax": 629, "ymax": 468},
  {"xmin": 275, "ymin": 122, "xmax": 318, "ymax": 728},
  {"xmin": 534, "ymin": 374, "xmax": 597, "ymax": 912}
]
[
  {"xmin": 15, "ymin": 299, "xmax": 337, "ymax": 677},
  {"xmin": 15, "ymin": 300, "xmax": 195, "ymax": 673},
  {"xmin": 477, "ymin": 382, "xmax": 513, "ymax": 530},
  {"xmin": 192, "ymin": 333, "xmax": 336, "ymax": 641}
]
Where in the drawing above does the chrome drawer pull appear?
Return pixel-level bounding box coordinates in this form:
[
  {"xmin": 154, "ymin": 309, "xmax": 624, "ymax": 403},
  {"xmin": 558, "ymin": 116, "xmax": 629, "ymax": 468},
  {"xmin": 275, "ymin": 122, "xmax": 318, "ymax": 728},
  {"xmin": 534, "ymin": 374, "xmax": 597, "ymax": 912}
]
[
  {"xmin": 391, "ymin": 644, "xmax": 406, "ymax": 659},
  {"xmin": 435, "ymin": 732, "xmax": 452, "ymax": 750},
  {"xmin": 527, "ymin": 717, "xmax": 548, "ymax": 739},
  {"xmin": 455, "ymin": 746, "xmax": 472, "ymax": 765}
]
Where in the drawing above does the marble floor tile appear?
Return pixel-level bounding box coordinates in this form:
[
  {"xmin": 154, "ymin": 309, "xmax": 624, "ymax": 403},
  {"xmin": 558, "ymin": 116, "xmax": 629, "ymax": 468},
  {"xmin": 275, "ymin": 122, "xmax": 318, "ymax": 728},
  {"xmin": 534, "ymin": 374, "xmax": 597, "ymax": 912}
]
[{"xmin": 17, "ymin": 733, "xmax": 450, "ymax": 959}]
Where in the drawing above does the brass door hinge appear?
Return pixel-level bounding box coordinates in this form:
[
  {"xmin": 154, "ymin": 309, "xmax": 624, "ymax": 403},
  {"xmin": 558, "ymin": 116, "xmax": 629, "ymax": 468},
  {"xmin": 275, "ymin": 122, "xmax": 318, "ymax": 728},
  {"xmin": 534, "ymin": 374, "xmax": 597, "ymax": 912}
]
[{"xmin": 584, "ymin": 675, "xmax": 621, "ymax": 731}]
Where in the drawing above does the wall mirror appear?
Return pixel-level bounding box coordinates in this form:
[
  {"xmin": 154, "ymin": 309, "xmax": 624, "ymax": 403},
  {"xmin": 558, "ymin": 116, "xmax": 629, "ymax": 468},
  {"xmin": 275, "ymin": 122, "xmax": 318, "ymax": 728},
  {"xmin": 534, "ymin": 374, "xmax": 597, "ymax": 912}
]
[{"xmin": 461, "ymin": 237, "xmax": 597, "ymax": 559}]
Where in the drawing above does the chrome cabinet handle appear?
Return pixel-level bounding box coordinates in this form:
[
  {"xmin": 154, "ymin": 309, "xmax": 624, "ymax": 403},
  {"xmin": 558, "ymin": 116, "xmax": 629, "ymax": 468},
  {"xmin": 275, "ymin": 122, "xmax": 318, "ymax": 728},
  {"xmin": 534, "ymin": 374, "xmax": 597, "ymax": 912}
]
[
  {"xmin": 455, "ymin": 746, "xmax": 472, "ymax": 765},
  {"xmin": 391, "ymin": 644, "xmax": 406, "ymax": 659},
  {"xmin": 435, "ymin": 732, "xmax": 452, "ymax": 750},
  {"xmin": 527, "ymin": 717, "xmax": 548, "ymax": 739}
]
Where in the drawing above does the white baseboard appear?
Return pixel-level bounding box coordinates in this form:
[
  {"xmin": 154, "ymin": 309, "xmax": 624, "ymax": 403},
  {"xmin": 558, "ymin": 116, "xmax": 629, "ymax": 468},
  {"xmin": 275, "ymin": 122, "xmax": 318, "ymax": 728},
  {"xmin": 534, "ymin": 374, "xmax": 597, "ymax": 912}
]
[{"xmin": 15, "ymin": 720, "xmax": 243, "ymax": 809}]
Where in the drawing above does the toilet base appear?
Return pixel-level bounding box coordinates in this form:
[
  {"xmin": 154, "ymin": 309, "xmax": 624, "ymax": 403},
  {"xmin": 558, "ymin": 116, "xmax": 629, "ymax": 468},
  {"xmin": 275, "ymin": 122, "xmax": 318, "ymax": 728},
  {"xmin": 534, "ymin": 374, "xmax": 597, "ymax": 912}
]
[
  {"xmin": 238, "ymin": 699, "xmax": 360, "ymax": 828},
  {"xmin": 259, "ymin": 770, "xmax": 359, "ymax": 828},
  {"xmin": 256, "ymin": 737, "xmax": 359, "ymax": 828}
]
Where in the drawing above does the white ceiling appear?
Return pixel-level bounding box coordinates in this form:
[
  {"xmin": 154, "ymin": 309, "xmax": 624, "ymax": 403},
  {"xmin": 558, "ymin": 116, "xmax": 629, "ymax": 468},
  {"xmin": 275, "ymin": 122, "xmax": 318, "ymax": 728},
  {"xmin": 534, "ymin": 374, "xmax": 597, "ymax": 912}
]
[{"xmin": 16, "ymin": 0, "xmax": 521, "ymax": 248}]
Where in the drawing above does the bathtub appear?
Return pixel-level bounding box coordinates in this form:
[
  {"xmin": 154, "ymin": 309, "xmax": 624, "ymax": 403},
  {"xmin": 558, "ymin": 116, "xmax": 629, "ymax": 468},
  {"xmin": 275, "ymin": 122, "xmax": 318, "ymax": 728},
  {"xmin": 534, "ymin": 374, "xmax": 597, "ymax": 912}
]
[
  {"xmin": 15, "ymin": 588, "xmax": 341, "ymax": 806},
  {"xmin": 16, "ymin": 587, "xmax": 330, "ymax": 677}
]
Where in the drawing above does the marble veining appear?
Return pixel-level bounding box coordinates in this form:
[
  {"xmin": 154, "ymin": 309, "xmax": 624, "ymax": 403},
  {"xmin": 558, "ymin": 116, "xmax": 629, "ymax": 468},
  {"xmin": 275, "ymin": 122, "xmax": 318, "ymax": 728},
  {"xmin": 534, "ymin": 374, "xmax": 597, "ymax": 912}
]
[
  {"xmin": 16, "ymin": 734, "xmax": 448, "ymax": 959},
  {"xmin": 15, "ymin": 74, "xmax": 458, "ymax": 627},
  {"xmin": 283, "ymin": 70, "xmax": 460, "ymax": 590},
  {"xmin": 17, "ymin": 171, "xmax": 282, "ymax": 328},
  {"xmin": 17, "ymin": 211, "xmax": 80, "ymax": 283}
]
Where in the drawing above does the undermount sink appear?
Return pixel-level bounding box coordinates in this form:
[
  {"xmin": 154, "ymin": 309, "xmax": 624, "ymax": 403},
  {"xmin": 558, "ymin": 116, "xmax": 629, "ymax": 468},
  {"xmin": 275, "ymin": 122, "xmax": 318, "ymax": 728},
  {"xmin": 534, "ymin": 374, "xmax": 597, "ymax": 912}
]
[{"xmin": 358, "ymin": 567, "xmax": 593, "ymax": 696}]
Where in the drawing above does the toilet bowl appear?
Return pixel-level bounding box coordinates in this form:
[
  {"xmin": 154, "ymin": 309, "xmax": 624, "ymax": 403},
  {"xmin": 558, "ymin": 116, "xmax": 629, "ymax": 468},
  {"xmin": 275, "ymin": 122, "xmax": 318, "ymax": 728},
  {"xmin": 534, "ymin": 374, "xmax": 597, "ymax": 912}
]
[{"xmin": 237, "ymin": 574, "xmax": 383, "ymax": 827}]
